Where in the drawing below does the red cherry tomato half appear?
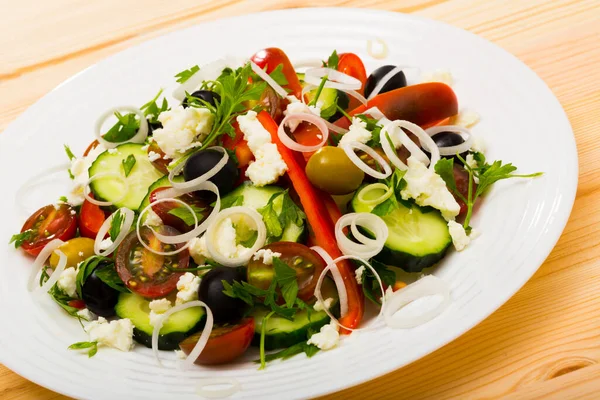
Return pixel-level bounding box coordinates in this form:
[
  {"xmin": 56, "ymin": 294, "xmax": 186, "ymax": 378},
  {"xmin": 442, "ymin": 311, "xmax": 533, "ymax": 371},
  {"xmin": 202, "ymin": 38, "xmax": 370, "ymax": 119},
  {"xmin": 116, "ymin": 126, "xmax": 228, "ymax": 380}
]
[
  {"xmin": 247, "ymin": 242, "xmax": 325, "ymax": 302},
  {"xmin": 250, "ymin": 48, "xmax": 303, "ymax": 100},
  {"xmin": 149, "ymin": 188, "xmax": 211, "ymax": 233},
  {"xmin": 79, "ymin": 196, "xmax": 106, "ymax": 239},
  {"xmin": 115, "ymin": 226, "xmax": 189, "ymax": 298},
  {"xmin": 179, "ymin": 318, "xmax": 255, "ymax": 365},
  {"xmin": 147, "ymin": 142, "xmax": 170, "ymax": 174},
  {"xmin": 337, "ymin": 53, "xmax": 368, "ymax": 109},
  {"xmin": 68, "ymin": 299, "xmax": 86, "ymax": 309},
  {"xmin": 19, "ymin": 204, "xmax": 78, "ymax": 256}
]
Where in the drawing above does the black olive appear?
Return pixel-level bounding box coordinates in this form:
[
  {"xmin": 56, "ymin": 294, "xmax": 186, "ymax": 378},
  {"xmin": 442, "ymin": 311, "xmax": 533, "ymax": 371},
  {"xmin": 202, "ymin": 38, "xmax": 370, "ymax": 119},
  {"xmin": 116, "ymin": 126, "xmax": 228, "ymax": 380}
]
[
  {"xmin": 182, "ymin": 90, "xmax": 221, "ymax": 109},
  {"xmin": 364, "ymin": 65, "xmax": 407, "ymax": 99},
  {"xmin": 198, "ymin": 267, "xmax": 247, "ymax": 324},
  {"xmin": 81, "ymin": 270, "xmax": 120, "ymax": 317},
  {"xmin": 147, "ymin": 120, "xmax": 162, "ymax": 135},
  {"xmin": 183, "ymin": 149, "xmax": 238, "ymax": 199},
  {"xmin": 423, "ymin": 131, "xmax": 468, "ymax": 164}
]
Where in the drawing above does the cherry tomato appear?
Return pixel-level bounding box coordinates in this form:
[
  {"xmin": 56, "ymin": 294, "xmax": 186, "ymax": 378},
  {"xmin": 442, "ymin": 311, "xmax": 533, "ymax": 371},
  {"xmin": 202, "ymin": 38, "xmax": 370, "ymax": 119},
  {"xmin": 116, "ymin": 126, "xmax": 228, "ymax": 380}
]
[
  {"xmin": 250, "ymin": 48, "xmax": 303, "ymax": 100},
  {"xmin": 147, "ymin": 141, "xmax": 170, "ymax": 174},
  {"xmin": 247, "ymin": 242, "xmax": 325, "ymax": 302},
  {"xmin": 115, "ymin": 226, "xmax": 189, "ymax": 298},
  {"xmin": 453, "ymin": 164, "xmax": 477, "ymax": 216},
  {"xmin": 79, "ymin": 196, "xmax": 106, "ymax": 239},
  {"xmin": 337, "ymin": 53, "xmax": 368, "ymax": 110},
  {"xmin": 19, "ymin": 204, "xmax": 77, "ymax": 256},
  {"xmin": 68, "ymin": 299, "xmax": 86, "ymax": 309},
  {"xmin": 179, "ymin": 318, "xmax": 255, "ymax": 365},
  {"xmin": 149, "ymin": 187, "xmax": 211, "ymax": 233},
  {"xmin": 83, "ymin": 140, "xmax": 100, "ymax": 157}
]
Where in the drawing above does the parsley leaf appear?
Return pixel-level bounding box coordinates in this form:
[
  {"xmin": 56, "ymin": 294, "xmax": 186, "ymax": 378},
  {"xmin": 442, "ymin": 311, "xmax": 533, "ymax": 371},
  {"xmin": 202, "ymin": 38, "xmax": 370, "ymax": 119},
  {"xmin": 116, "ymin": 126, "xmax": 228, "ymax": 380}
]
[
  {"xmin": 94, "ymin": 264, "xmax": 130, "ymax": 293},
  {"xmin": 258, "ymin": 341, "xmax": 320, "ymax": 364},
  {"xmin": 68, "ymin": 341, "xmax": 98, "ymax": 358},
  {"xmin": 272, "ymin": 257, "xmax": 299, "ymax": 308},
  {"xmin": 140, "ymin": 89, "xmax": 169, "ymax": 124},
  {"xmin": 434, "ymin": 158, "xmax": 464, "ymax": 203},
  {"xmin": 268, "ymin": 64, "xmax": 289, "ymax": 87},
  {"xmin": 109, "ymin": 211, "xmax": 124, "ymax": 242},
  {"xmin": 175, "ymin": 65, "xmax": 199, "ymax": 83},
  {"xmin": 64, "ymin": 144, "xmax": 76, "ymax": 161},
  {"xmin": 220, "ymin": 194, "xmax": 244, "ymax": 209},
  {"xmin": 59, "ymin": 196, "xmax": 69, "ymax": 203},
  {"xmin": 102, "ymin": 112, "xmax": 140, "ymax": 143},
  {"xmin": 9, "ymin": 230, "xmax": 33, "ymax": 249},
  {"xmin": 259, "ymin": 311, "xmax": 275, "ymax": 370},
  {"xmin": 371, "ymin": 197, "xmax": 396, "ymax": 217},
  {"xmin": 167, "ymin": 205, "xmax": 205, "ymax": 226},
  {"xmin": 323, "ymin": 50, "xmax": 339, "ymax": 69},
  {"xmin": 122, "ymin": 154, "xmax": 136, "ymax": 177},
  {"xmin": 258, "ymin": 190, "xmax": 306, "ymax": 242},
  {"xmin": 362, "ymin": 259, "xmax": 396, "ymax": 306}
]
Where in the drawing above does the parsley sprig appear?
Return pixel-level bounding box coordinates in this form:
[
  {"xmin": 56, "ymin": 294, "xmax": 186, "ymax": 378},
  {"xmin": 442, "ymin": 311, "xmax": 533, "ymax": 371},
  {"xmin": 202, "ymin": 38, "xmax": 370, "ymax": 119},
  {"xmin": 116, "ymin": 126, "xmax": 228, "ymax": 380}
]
[
  {"xmin": 167, "ymin": 205, "xmax": 205, "ymax": 226},
  {"xmin": 435, "ymin": 152, "xmax": 543, "ymax": 230},
  {"xmin": 9, "ymin": 230, "xmax": 34, "ymax": 249},
  {"xmin": 258, "ymin": 190, "xmax": 306, "ymax": 242},
  {"xmin": 76, "ymin": 256, "xmax": 129, "ymax": 298},
  {"xmin": 122, "ymin": 154, "xmax": 136, "ymax": 177},
  {"xmin": 322, "ymin": 50, "xmax": 339, "ymax": 69},
  {"xmin": 109, "ymin": 211, "xmax": 124, "ymax": 241},
  {"xmin": 68, "ymin": 341, "xmax": 98, "ymax": 358},
  {"xmin": 140, "ymin": 89, "xmax": 169, "ymax": 125}
]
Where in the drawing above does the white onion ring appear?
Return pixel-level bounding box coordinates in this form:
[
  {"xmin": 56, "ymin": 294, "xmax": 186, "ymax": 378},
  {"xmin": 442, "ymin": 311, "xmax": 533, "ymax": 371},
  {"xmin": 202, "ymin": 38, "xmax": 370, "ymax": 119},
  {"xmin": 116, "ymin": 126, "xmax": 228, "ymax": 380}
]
[
  {"xmin": 293, "ymin": 59, "xmax": 323, "ymax": 70},
  {"xmin": 16, "ymin": 163, "xmax": 71, "ymax": 217},
  {"xmin": 340, "ymin": 141, "xmax": 392, "ymax": 179},
  {"xmin": 278, "ymin": 113, "xmax": 329, "ymax": 152},
  {"xmin": 27, "ymin": 239, "xmax": 64, "ymax": 292},
  {"xmin": 338, "ymin": 88, "xmax": 368, "ymax": 106},
  {"xmin": 357, "ymin": 183, "xmax": 393, "ymax": 206},
  {"xmin": 384, "ymin": 275, "xmax": 451, "ymax": 328},
  {"xmin": 168, "ymin": 146, "xmax": 228, "ymax": 191},
  {"xmin": 335, "ymin": 213, "xmax": 388, "ymax": 259},
  {"xmin": 380, "ymin": 120, "xmax": 442, "ymax": 170},
  {"xmin": 173, "ymin": 58, "xmax": 229, "ymax": 102},
  {"xmin": 196, "ymin": 379, "xmax": 241, "ymax": 399},
  {"xmin": 425, "ymin": 125, "xmax": 474, "ymax": 156},
  {"xmin": 37, "ymin": 250, "xmax": 67, "ymax": 295},
  {"xmin": 367, "ymin": 38, "xmax": 389, "ymax": 60},
  {"xmin": 380, "ymin": 127, "xmax": 407, "ymax": 170},
  {"xmin": 323, "ymin": 119, "xmax": 348, "ymax": 135},
  {"xmin": 310, "ymin": 246, "xmax": 348, "ymax": 318},
  {"xmin": 314, "ymin": 255, "xmax": 385, "ymax": 332},
  {"xmin": 152, "ymin": 301, "xmax": 214, "ymax": 369},
  {"xmin": 362, "ymin": 107, "xmax": 386, "ymax": 120},
  {"xmin": 83, "ymin": 172, "xmax": 128, "ymax": 207},
  {"xmin": 367, "ymin": 66, "xmax": 404, "ymax": 100},
  {"xmin": 304, "ymin": 68, "xmax": 362, "ymax": 91},
  {"xmin": 250, "ymin": 61, "xmax": 289, "ymax": 98},
  {"xmin": 94, "ymin": 208, "xmax": 135, "ymax": 256},
  {"xmin": 94, "ymin": 106, "xmax": 148, "ymax": 149},
  {"xmin": 204, "ymin": 206, "xmax": 267, "ymax": 267},
  {"xmin": 300, "ymin": 84, "xmax": 318, "ymax": 105}
]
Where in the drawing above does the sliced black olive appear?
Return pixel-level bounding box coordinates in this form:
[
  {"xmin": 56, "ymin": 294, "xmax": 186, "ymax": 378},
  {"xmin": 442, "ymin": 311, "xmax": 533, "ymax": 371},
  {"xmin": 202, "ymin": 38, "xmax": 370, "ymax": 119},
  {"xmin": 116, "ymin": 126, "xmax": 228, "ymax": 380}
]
[
  {"xmin": 198, "ymin": 267, "xmax": 247, "ymax": 324},
  {"xmin": 183, "ymin": 149, "xmax": 238, "ymax": 199},
  {"xmin": 364, "ymin": 65, "xmax": 407, "ymax": 98},
  {"xmin": 182, "ymin": 90, "xmax": 221, "ymax": 109},
  {"xmin": 423, "ymin": 131, "xmax": 467, "ymax": 164},
  {"xmin": 81, "ymin": 270, "xmax": 120, "ymax": 317}
]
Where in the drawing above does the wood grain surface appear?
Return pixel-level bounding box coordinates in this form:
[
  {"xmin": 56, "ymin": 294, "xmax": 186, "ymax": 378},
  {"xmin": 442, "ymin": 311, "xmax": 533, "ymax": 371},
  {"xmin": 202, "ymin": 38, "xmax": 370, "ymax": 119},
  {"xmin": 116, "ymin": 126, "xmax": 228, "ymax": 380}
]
[{"xmin": 1, "ymin": 0, "xmax": 599, "ymax": 399}]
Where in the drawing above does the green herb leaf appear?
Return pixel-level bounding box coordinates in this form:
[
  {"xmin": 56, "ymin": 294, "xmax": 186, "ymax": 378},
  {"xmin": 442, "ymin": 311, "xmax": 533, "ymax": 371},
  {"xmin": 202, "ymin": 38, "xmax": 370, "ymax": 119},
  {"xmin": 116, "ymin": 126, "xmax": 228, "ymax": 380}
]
[
  {"xmin": 259, "ymin": 199, "xmax": 283, "ymax": 239},
  {"xmin": 434, "ymin": 158, "xmax": 465, "ymax": 203},
  {"xmin": 259, "ymin": 311, "xmax": 275, "ymax": 370},
  {"xmin": 167, "ymin": 205, "xmax": 206, "ymax": 226},
  {"xmin": 371, "ymin": 197, "xmax": 396, "ymax": 217},
  {"xmin": 64, "ymin": 144, "xmax": 76, "ymax": 161},
  {"xmin": 236, "ymin": 228, "xmax": 258, "ymax": 248},
  {"xmin": 272, "ymin": 257, "xmax": 299, "ymax": 308},
  {"xmin": 362, "ymin": 259, "xmax": 396, "ymax": 306},
  {"xmin": 109, "ymin": 211, "xmax": 124, "ymax": 242},
  {"xmin": 122, "ymin": 154, "xmax": 136, "ymax": 177},
  {"xmin": 68, "ymin": 341, "xmax": 98, "ymax": 358},
  {"xmin": 258, "ymin": 341, "xmax": 320, "ymax": 364},
  {"xmin": 324, "ymin": 50, "xmax": 339, "ymax": 70},
  {"xmin": 9, "ymin": 230, "xmax": 33, "ymax": 249},
  {"xmin": 59, "ymin": 196, "xmax": 69, "ymax": 203},
  {"xmin": 220, "ymin": 194, "xmax": 244, "ymax": 209},
  {"xmin": 140, "ymin": 89, "xmax": 169, "ymax": 124},
  {"xmin": 175, "ymin": 65, "xmax": 199, "ymax": 83},
  {"xmin": 222, "ymin": 280, "xmax": 256, "ymax": 306},
  {"xmin": 76, "ymin": 256, "xmax": 113, "ymax": 298},
  {"xmin": 102, "ymin": 112, "xmax": 140, "ymax": 143},
  {"xmin": 94, "ymin": 264, "xmax": 129, "ymax": 293},
  {"xmin": 268, "ymin": 64, "xmax": 289, "ymax": 87}
]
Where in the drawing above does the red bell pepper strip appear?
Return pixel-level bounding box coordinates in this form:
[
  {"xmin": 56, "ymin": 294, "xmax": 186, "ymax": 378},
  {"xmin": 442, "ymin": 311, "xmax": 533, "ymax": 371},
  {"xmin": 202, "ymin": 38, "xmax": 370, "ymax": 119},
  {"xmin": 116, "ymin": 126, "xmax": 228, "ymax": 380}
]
[
  {"xmin": 257, "ymin": 111, "xmax": 364, "ymax": 333},
  {"xmin": 250, "ymin": 48, "xmax": 304, "ymax": 100},
  {"xmin": 337, "ymin": 53, "xmax": 368, "ymax": 110}
]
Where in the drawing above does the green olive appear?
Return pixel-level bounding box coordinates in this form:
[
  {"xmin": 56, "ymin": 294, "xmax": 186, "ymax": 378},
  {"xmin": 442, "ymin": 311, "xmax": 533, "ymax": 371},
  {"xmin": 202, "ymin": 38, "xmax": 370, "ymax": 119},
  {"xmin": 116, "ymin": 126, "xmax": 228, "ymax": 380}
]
[
  {"xmin": 49, "ymin": 237, "xmax": 96, "ymax": 268},
  {"xmin": 306, "ymin": 146, "xmax": 364, "ymax": 195}
]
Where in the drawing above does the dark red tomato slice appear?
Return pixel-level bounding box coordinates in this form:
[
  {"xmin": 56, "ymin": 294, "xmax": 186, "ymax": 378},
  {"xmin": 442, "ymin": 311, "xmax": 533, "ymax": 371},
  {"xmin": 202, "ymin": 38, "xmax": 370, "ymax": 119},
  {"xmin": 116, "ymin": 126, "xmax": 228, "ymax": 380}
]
[
  {"xmin": 19, "ymin": 204, "xmax": 77, "ymax": 256},
  {"xmin": 179, "ymin": 318, "xmax": 255, "ymax": 365},
  {"xmin": 83, "ymin": 140, "xmax": 100, "ymax": 157},
  {"xmin": 149, "ymin": 187, "xmax": 211, "ymax": 233},
  {"xmin": 247, "ymin": 242, "xmax": 325, "ymax": 302},
  {"xmin": 68, "ymin": 299, "xmax": 86, "ymax": 309},
  {"xmin": 337, "ymin": 53, "xmax": 368, "ymax": 110},
  {"xmin": 115, "ymin": 226, "xmax": 189, "ymax": 298},
  {"xmin": 452, "ymin": 164, "xmax": 477, "ymax": 216},
  {"xmin": 79, "ymin": 195, "xmax": 106, "ymax": 239},
  {"xmin": 147, "ymin": 141, "xmax": 170, "ymax": 174}
]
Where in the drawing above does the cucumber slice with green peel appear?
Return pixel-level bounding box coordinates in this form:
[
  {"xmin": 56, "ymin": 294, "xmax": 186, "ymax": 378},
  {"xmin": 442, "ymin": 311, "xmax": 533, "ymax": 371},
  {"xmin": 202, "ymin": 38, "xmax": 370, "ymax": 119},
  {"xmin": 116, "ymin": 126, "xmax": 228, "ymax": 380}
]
[
  {"xmin": 88, "ymin": 143, "xmax": 163, "ymax": 211},
  {"xmin": 220, "ymin": 182, "xmax": 306, "ymax": 243},
  {"xmin": 250, "ymin": 278, "xmax": 339, "ymax": 350},
  {"xmin": 350, "ymin": 185, "xmax": 451, "ymax": 272},
  {"xmin": 115, "ymin": 292, "xmax": 205, "ymax": 350}
]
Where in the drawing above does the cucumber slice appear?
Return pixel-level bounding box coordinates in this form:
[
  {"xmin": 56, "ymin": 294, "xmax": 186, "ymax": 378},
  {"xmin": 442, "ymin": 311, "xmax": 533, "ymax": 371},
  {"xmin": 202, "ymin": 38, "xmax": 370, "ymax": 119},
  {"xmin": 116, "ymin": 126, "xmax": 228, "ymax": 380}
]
[
  {"xmin": 297, "ymin": 73, "xmax": 348, "ymax": 119},
  {"xmin": 115, "ymin": 292, "xmax": 205, "ymax": 350},
  {"xmin": 221, "ymin": 182, "xmax": 305, "ymax": 243},
  {"xmin": 89, "ymin": 143, "xmax": 163, "ymax": 211},
  {"xmin": 350, "ymin": 185, "xmax": 451, "ymax": 272},
  {"xmin": 250, "ymin": 278, "xmax": 338, "ymax": 350}
]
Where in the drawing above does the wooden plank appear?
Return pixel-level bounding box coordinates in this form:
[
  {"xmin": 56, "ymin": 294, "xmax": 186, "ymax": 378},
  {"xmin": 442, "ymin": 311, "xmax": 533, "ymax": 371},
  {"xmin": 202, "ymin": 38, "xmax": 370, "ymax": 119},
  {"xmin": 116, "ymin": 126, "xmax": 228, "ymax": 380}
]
[{"xmin": 1, "ymin": 0, "xmax": 600, "ymax": 399}]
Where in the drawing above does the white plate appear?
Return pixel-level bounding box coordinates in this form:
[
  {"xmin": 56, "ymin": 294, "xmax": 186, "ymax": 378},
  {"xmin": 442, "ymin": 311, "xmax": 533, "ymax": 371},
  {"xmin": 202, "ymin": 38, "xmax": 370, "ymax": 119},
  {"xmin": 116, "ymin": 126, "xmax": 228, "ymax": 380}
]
[{"xmin": 0, "ymin": 8, "xmax": 577, "ymax": 400}]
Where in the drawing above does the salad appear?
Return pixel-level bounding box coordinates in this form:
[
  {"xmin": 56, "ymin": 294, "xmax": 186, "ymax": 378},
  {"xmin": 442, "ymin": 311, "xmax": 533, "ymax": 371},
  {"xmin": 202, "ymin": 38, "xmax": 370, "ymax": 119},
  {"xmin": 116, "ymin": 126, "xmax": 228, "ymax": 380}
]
[{"xmin": 9, "ymin": 47, "xmax": 541, "ymax": 373}]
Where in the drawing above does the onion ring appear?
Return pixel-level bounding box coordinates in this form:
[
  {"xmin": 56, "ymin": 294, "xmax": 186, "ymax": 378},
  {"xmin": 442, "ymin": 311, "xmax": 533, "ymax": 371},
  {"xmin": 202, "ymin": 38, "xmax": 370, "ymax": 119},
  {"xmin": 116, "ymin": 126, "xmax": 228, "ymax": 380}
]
[
  {"xmin": 340, "ymin": 141, "xmax": 392, "ymax": 179},
  {"xmin": 335, "ymin": 213, "xmax": 388, "ymax": 259},
  {"xmin": 83, "ymin": 172, "xmax": 128, "ymax": 207},
  {"xmin": 27, "ymin": 239, "xmax": 64, "ymax": 292},
  {"xmin": 310, "ymin": 246, "xmax": 348, "ymax": 318},
  {"xmin": 425, "ymin": 125, "xmax": 473, "ymax": 156},
  {"xmin": 168, "ymin": 146, "xmax": 228, "ymax": 192},
  {"xmin": 278, "ymin": 113, "xmax": 329, "ymax": 152},
  {"xmin": 356, "ymin": 183, "xmax": 393, "ymax": 206},
  {"xmin": 367, "ymin": 38, "xmax": 389, "ymax": 60},
  {"xmin": 304, "ymin": 67, "xmax": 362, "ymax": 90},
  {"xmin": 250, "ymin": 61, "xmax": 288, "ymax": 98},
  {"xmin": 94, "ymin": 208, "xmax": 135, "ymax": 256},
  {"xmin": 94, "ymin": 106, "xmax": 148, "ymax": 149},
  {"xmin": 367, "ymin": 66, "xmax": 404, "ymax": 100}
]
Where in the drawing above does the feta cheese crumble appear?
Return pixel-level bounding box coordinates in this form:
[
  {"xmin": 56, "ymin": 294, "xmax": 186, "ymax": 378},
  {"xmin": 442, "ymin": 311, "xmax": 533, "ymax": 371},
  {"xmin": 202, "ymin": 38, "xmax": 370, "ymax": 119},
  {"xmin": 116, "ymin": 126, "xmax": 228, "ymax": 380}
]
[
  {"xmin": 313, "ymin": 297, "xmax": 334, "ymax": 312},
  {"xmin": 253, "ymin": 248, "xmax": 282, "ymax": 265},
  {"xmin": 57, "ymin": 267, "xmax": 78, "ymax": 298},
  {"xmin": 284, "ymin": 100, "xmax": 322, "ymax": 131},
  {"xmin": 144, "ymin": 209, "xmax": 163, "ymax": 226},
  {"xmin": 354, "ymin": 265, "xmax": 365, "ymax": 284},
  {"xmin": 176, "ymin": 272, "xmax": 201, "ymax": 305},
  {"xmin": 148, "ymin": 151, "xmax": 161, "ymax": 162},
  {"xmin": 339, "ymin": 117, "xmax": 373, "ymax": 147},
  {"xmin": 76, "ymin": 308, "xmax": 96, "ymax": 321},
  {"xmin": 85, "ymin": 317, "xmax": 134, "ymax": 352},
  {"xmin": 99, "ymin": 238, "xmax": 113, "ymax": 251},
  {"xmin": 175, "ymin": 350, "xmax": 187, "ymax": 359},
  {"xmin": 67, "ymin": 144, "xmax": 106, "ymax": 206},
  {"xmin": 307, "ymin": 323, "xmax": 339, "ymax": 350},
  {"xmin": 149, "ymin": 298, "xmax": 172, "ymax": 327},
  {"xmin": 237, "ymin": 111, "xmax": 287, "ymax": 187},
  {"xmin": 421, "ymin": 69, "xmax": 454, "ymax": 86},
  {"xmin": 465, "ymin": 153, "xmax": 478, "ymax": 169},
  {"xmin": 153, "ymin": 106, "xmax": 214, "ymax": 158},
  {"xmin": 213, "ymin": 217, "xmax": 252, "ymax": 260},
  {"xmin": 471, "ymin": 135, "xmax": 487, "ymax": 153},
  {"xmin": 448, "ymin": 220, "xmax": 470, "ymax": 251},
  {"xmin": 400, "ymin": 157, "xmax": 460, "ymax": 221},
  {"xmin": 188, "ymin": 236, "xmax": 210, "ymax": 265},
  {"xmin": 453, "ymin": 109, "xmax": 480, "ymax": 128}
]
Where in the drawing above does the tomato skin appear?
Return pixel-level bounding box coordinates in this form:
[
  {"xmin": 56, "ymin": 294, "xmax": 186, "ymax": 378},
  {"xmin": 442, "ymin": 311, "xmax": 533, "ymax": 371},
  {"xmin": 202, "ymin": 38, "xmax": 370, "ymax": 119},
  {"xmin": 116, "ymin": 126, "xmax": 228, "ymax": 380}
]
[
  {"xmin": 452, "ymin": 164, "xmax": 477, "ymax": 216},
  {"xmin": 337, "ymin": 53, "xmax": 368, "ymax": 110},
  {"xmin": 68, "ymin": 299, "xmax": 86, "ymax": 309},
  {"xmin": 147, "ymin": 142, "xmax": 170, "ymax": 174},
  {"xmin": 250, "ymin": 48, "xmax": 303, "ymax": 99},
  {"xmin": 179, "ymin": 318, "xmax": 255, "ymax": 365},
  {"xmin": 20, "ymin": 204, "xmax": 78, "ymax": 256},
  {"xmin": 149, "ymin": 188, "xmax": 211, "ymax": 233},
  {"xmin": 79, "ymin": 197, "xmax": 106, "ymax": 239},
  {"xmin": 115, "ymin": 226, "xmax": 189, "ymax": 298}
]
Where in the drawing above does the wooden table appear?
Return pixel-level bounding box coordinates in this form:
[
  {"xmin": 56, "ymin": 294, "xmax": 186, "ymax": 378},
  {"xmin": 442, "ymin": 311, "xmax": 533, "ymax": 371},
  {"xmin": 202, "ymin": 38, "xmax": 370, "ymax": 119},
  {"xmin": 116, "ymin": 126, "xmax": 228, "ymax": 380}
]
[{"xmin": 2, "ymin": 0, "xmax": 599, "ymax": 398}]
